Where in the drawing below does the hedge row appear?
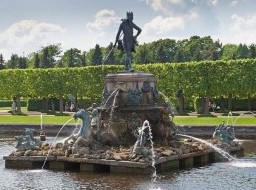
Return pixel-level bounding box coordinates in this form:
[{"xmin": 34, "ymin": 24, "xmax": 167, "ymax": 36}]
[
  {"xmin": 0, "ymin": 100, "xmax": 27, "ymax": 107},
  {"xmin": 0, "ymin": 60, "xmax": 255, "ymax": 112}
]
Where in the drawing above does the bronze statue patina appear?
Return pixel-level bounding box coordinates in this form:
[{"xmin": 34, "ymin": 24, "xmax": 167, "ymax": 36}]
[
  {"xmin": 114, "ymin": 11, "xmax": 142, "ymax": 71},
  {"xmin": 213, "ymin": 123, "xmax": 235, "ymax": 144},
  {"xmin": 15, "ymin": 128, "xmax": 42, "ymax": 151},
  {"xmin": 63, "ymin": 109, "xmax": 92, "ymax": 154}
]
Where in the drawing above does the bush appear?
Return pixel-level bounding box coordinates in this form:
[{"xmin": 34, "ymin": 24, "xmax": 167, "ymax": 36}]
[
  {"xmin": 27, "ymin": 99, "xmax": 43, "ymax": 111},
  {"xmin": 0, "ymin": 99, "xmax": 27, "ymax": 107}
]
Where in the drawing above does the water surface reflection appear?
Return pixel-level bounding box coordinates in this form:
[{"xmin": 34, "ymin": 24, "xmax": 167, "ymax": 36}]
[{"xmin": 1, "ymin": 138, "xmax": 255, "ymax": 190}]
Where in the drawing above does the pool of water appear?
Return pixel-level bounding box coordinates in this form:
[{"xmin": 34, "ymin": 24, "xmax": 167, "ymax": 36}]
[{"xmin": 1, "ymin": 138, "xmax": 256, "ymax": 190}]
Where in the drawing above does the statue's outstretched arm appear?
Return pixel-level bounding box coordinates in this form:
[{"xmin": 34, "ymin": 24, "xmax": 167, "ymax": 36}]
[{"xmin": 133, "ymin": 23, "xmax": 142, "ymax": 37}]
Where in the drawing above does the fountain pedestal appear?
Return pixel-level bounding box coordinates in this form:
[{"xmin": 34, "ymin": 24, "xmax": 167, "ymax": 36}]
[{"xmin": 100, "ymin": 71, "xmax": 175, "ymax": 146}]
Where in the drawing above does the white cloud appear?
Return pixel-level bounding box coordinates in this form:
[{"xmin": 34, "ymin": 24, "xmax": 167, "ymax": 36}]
[
  {"xmin": 217, "ymin": 14, "xmax": 256, "ymax": 44},
  {"xmin": 230, "ymin": 0, "xmax": 238, "ymax": 6},
  {"xmin": 0, "ymin": 20, "xmax": 65, "ymax": 47},
  {"xmin": 231, "ymin": 14, "xmax": 256, "ymax": 31},
  {"xmin": 143, "ymin": 15, "xmax": 185, "ymax": 35},
  {"xmin": 211, "ymin": 0, "xmax": 218, "ymax": 6},
  {"xmin": 145, "ymin": 0, "xmax": 218, "ymax": 14},
  {"xmin": 146, "ymin": 0, "xmax": 185, "ymax": 14},
  {"xmin": 0, "ymin": 20, "xmax": 65, "ymax": 59},
  {"xmin": 87, "ymin": 9, "xmax": 120, "ymax": 32},
  {"xmin": 142, "ymin": 12, "xmax": 198, "ymax": 36}
]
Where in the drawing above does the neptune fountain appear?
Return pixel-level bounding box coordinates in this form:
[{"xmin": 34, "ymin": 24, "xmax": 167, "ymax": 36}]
[{"xmin": 3, "ymin": 11, "xmax": 244, "ymax": 174}]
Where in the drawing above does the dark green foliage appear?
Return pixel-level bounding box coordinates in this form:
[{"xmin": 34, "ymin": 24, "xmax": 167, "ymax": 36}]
[
  {"xmin": 103, "ymin": 43, "xmax": 115, "ymax": 65},
  {"xmin": 6, "ymin": 54, "xmax": 19, "ymax": 69},
  {"xmin": 62, "ymin": 48, "xmax": 82, "ymax": 67},
  {"xmin": 0, "ymin": 54, "xmax": 4, "ymax": 69},
  {"xmin": 40, "ymin": 44, "xmax": 62, "ymax": 68},
  {"xmin": 91, "ymin": 44, "xmax": 103, "ymax": 66},
  {"xmin": 215, "ymin": 98, "xmax": 256, "ymax": 111},
  {"xmin": 42, "ymin": 47, "xmax": 51, "ymax": 68},
  {"xmin": 27, "ymin": 98, "xmax": 60, "ymax": 111},
  {"xmin": 81, "ymin": 51, "xmax": 87, "ymax": 66},
  {"xmin": 18, "ymin": 57, "xmax": 27, "ymax": 69},
  {"xmin": 248, "ymin": 44, "xmax": 256, "ymax": 59},
  {"xmin": 34, "ymin": 53, "xmax": 40, "ymax": 68},
  {"xmin": 0, "ymin": 100, "xmax": 27, "ymax": 107},
  {"xmin": 27, "ymin": 99, "xmax": 43, "ymax": 111}
]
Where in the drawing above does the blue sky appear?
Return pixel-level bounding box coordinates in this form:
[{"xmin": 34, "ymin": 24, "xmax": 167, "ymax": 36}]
[{"xmin": 1, "ymin": 0, "xmax": 256, "ymax": 59}]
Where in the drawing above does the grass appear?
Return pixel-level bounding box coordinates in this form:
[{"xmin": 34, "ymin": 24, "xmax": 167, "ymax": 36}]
[
  {"xmin": 173, "ymin": 116, "xmax": 256, "ymax": 126},
  {"xmin": 0, "ymin": 106, "xmax": 255, "ymax": 125},
  {"xmin": 0, "ymin": 115, "xmax": 255, "ymax": 126},
  {"xmin": 0, "ymin": 115, "xmax": 76, "ymax": 124}
]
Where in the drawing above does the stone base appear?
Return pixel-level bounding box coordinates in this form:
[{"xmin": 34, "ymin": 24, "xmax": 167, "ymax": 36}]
[{"xmin": 3, "ymin": 147, "xmax": 244, "ymax": 174}]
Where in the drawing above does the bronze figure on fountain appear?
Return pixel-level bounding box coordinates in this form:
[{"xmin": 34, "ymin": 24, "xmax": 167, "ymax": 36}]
[{"xmin": 114, "ymin": 11, "xmax": 142, "ymax": 72}]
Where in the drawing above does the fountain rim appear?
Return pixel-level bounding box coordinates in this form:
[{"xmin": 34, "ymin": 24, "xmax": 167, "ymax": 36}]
[
  {"xmin": 97, "ymin": 106, "xmax": 165, "ymax": 111},
  {"xmin": 105, "ymin": 72, "xmax": 156, "ymax": 82}
]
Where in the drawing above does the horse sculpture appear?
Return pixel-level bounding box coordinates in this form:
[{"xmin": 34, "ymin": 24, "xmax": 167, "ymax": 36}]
[
  {"xmin": 213, "ymin": 123, "xmax": 235, "ymax": 144},
  {"xmin": 63, "ymin": 109, "xmax": 92, "ymax": 154}
]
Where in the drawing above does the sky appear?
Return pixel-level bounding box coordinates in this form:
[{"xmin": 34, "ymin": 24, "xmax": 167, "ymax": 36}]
[{"xmin": 1, "ymin": 0, "xmax": 256, "ymax": 60}]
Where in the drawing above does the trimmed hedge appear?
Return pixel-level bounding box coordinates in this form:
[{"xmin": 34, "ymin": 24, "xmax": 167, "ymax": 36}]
[
  {"xmin": 194, "ymin": 97, "xmax": 256, "ymax": 112},
  {"xmin": 27, "ymin": 98, "xmax": 61, "ymax": 111},
  {"xmin": 0, "ymin": 60, "xmax": 255, "ymax": 112},
  {"xmin": 0, "ymin": 100, "xmax": 27, "ymax": 107}
]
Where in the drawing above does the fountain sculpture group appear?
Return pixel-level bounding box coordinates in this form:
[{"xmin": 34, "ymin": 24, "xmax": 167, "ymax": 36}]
[
  {"xmin": 4, "ymin": 11, "xmax": 244, "ymax": 174},
  {"xmin": 5, "ymin": 69, "xmax": 243, "ymax": 174}
]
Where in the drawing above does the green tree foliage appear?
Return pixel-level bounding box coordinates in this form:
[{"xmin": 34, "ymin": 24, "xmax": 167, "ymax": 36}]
[
  {"xmin": 40, "ymin": 44, "xmax": 62, "ymax": 68},
  {"xmin": 221, "ymin": 44, "xmax": 238, "ymax": 60},
  {"xmin": 6, "ymin": 54, "xmax": 19, "ymax": 69},
  {"xmin": 235, "ymin": 44, "xmax": 249, "ymax": 59},
  {"xmin": 41, "ymin": 47, "xmax": 51, "ymax": 68},
  {"xmin": 62, "ymin": 48, "xmax": 82, "ymax": 67},
  {"xmin": 152, "ymin": 39, "xmax": 176, "ymax": 63},
  {"xmin": 91, "ymin": 44, "xmax": 103, "ymax": 66},
  {"xmin": 248, "ymin": 44, "xmax": 256, "ymax": 59},
  {"xmin": 103, "ymin": 43, "xmax": 115, "ymax": 65},
  {"xmin": 0, "ymin": 54, "xmax": 4, "ymax": 69},
  {"xmin": 134, "ymin": 43, "xmax": 151, "ymax": 64},
  {"xmin": 81, "ymin": 51, "xmax": 87, "ymax": 67},
  {"xmin": 34, "ymin": 53, "xmax": 40, "ymax": 68},
  {"xmin": 18, "ymin": 56, "xmax": 28, "ymax": 69}
]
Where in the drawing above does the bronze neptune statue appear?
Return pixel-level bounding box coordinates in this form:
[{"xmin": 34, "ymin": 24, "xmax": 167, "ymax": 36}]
[{"xmin": 114, "ymin": 11, "xmax": 142, "ymax": 71}]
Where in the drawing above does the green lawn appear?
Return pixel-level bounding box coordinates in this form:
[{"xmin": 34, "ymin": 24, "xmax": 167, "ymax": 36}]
[
  {"xmin": 173, "ymin": 116, "xmax": 256, "ymax": 126},
  {"xmin": 0, "ymin": 115, "xmax": 255, "ymax": 125},
  {"xmin": 0, "ymin": 115, "xmax": 76, "ymax": 124}
]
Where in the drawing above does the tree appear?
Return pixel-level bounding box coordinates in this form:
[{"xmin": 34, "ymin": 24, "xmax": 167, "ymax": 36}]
[
  {"xmin": 199, "ymin": 36, "xmax": 221, "ymax": 61},
  {"xmin": 134, "ymin": 43, "xmax": 151, "ymax": 64},
  {"xmin": 81, "ymin": 51, "xmax": 87, "ymax": 66},
  {"xmin": 235, "ymin": 44, "xmax": 249, "ymax": 59},
  {"xmin": 6, "ymin": 54, "xmax": 19, "ymax": 69},
  {"xmin": 18, "ymin": 56, "xmax": 27, "ymax": 69},
  {"xmin": 40, "ymin": 44, "xmax": 62, "ymax": 68},
  {"xmin": 150, "ymin": 39, "xmax": 176, "ymax": 63},
  {"xmin": 248, "ymin": 44, "xmax": 256, "ymax": 59},
  {"xmin": 34, "ymin": 53, "xmax": 40, "ymax": 68},
  {"xmin": 62, "ymin": 48, "xmax": 82, "ymax": 67},
  {"xmin": 41, "ymin": 47, "xmax": 51, "ymax": 68},
  {"xmin": 103, "ymin": 43, "xmax": 115, "ymax": 65},
  {"xmin": 91, "ymin": 44, "xmax": 103, "ymax": 66},
  {"xmin": 221, "ymin": 44, "xmax": 238, "ymax": 60},
  {"xmin": 0, "ymin": 54, "xmax": 4, "ymax": 69}
]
